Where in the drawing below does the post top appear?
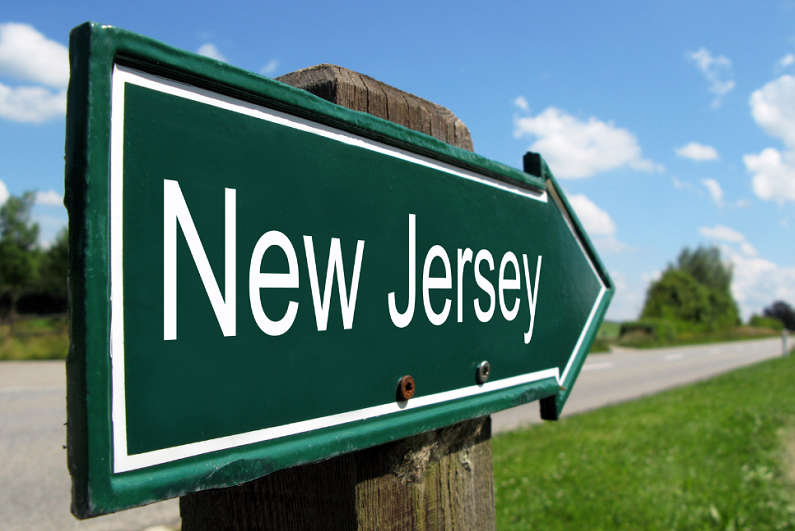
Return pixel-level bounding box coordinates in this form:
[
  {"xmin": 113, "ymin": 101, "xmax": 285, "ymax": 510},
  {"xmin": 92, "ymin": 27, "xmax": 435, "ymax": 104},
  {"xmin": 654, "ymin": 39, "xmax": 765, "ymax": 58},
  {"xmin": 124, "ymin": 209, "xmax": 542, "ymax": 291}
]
[{"xmin": 278, "ymin": 64, "xmax": 474, "ymax": 151}]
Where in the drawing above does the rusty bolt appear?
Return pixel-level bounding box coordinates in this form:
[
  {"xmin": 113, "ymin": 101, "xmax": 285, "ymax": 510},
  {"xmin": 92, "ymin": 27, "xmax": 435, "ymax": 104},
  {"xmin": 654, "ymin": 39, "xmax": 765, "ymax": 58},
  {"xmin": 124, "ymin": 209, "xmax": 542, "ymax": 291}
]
[{"xmin": 397, "ymin": 375, "xmax": 415, "ymax": 401}]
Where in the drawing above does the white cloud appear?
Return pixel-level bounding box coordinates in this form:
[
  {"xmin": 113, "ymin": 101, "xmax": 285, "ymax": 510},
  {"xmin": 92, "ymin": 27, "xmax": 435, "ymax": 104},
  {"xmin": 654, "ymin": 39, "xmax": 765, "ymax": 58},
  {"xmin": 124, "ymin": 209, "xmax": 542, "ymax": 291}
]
[
  {"xmin": 739, "ymin": 242, "xmax": 758, "ymax": 258},
  {"xmin": 727, "ymin": 250, "xmax": 795, "ymax": 320},
  {"xmin": 0, "ymin": 83, "xmax": 65, "ymax": 123},
  {"xmin": 197, "ymin": 43, "xmax": 226, "ymax": 61},
  {"xmin": 744, "ymin": 74, "xmax": 795, "ymax": 203},
  {"xmin": 675, "ymin": 141, "xmax": 719, "ymax": 161},
  {"xmin": 568, "ymin": 194, "xmax": 615, "ymax": 236},
  {"xmin": 701, "ymin": 178, "xmax": 724, "ymax": 207},
  {"xmin": 687, "ymin": 48, "xmax": 735, "ymax": 108},
  {"xmin": 698, "ymin": 225, "xmax": 795, "ymax": 318},
  {"xmin": 513, "ymin": 106, "xmax": 662, "ymax": 178},
  {"xmin": 778, "ymin": 53, "xmax": 795, "ymax": 70},
  {"xmin": 0, "ymin": 179, "xmax": 8, "ymax": 206},
  {"xmin": 35, "ymin": 189, "xmax": 62, "ymax": 206},
  {"xmin": 744, "ymin": 148, "xmax": 795, "ymax": 203},
  {"xmin": 568, "ymin": 193, "xmax": 628, "ymax": 254},
  {"xmin": 513, "ymin": 95, "xmax": 529, "ymax": 112},
  {"xmin": 641, "ymin": 270, "xmax": 662, "ymax": 283},
  {"xmin": 260, "ymin": 59, "xmax": 279, "ymax": 76},
  {"xmin": 675, "ymin": 175, "xmax": 744, "ymax": 207},
  {"xmin": 0, "ymin": 23, "xmax": 68, "ymax": 123},
  {"xmin": 698, "ymin": 225, "xmax": 757, "ymax": 257},
  {"xmin": 749, "ymin": 75, "xmax": 795, "ymax": 147},
  {"xmin": 699, "ymin": 224, "xmax": 745, "ymax": 243},
  {"xmin": 0, "ymin": 23, "xmax": 68, "ymax": 88}
]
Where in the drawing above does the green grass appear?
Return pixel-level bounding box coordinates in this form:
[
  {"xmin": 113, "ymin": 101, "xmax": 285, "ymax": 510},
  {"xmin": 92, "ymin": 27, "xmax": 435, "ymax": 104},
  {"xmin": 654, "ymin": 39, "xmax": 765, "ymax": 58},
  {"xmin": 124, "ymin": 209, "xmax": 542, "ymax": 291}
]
[
  {"xmin": 493, "ymin": 354, "xmax": 795, "ymax": 530},
  {"xmin": 596, "ymin": 320, "xmax": 621, "ymax": 340},
  {"xmin": 0, "ymin": 315, "xmax": 68, "ymax": 360}
]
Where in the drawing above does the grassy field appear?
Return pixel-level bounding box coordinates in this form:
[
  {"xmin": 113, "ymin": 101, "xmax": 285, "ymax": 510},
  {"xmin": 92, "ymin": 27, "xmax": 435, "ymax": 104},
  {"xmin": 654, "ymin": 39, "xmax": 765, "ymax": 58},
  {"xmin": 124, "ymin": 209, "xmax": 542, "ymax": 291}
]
[
  {"xmin": 596, "ymin": 320, "xmax": 621, "ymax": 339},
  {"xmin": 493, "ymin": 352, "xmax": 795, "ymax": 530},
  {"xmin": 0, "ymin": 315, "xmax": 68, "ymax": 360}
]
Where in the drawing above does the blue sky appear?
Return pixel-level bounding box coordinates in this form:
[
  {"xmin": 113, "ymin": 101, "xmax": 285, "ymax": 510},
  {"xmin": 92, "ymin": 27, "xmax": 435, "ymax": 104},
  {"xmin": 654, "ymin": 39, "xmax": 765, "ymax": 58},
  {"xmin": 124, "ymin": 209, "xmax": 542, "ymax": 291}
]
[{"xmin": 1, "ymin": 1, "xmax": 794, "ymax": 321}]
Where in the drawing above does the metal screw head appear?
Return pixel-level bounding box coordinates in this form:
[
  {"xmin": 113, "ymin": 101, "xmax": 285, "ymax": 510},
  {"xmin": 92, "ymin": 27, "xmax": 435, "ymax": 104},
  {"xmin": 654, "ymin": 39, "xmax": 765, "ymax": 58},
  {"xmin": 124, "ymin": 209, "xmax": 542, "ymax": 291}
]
[
  {"xmin": 397, "ymin": 375, "xmax": 415, "ymax": 401},
  {"xmin": 476, "ymin": 361, "xmax": 490, "ymax": 384}
]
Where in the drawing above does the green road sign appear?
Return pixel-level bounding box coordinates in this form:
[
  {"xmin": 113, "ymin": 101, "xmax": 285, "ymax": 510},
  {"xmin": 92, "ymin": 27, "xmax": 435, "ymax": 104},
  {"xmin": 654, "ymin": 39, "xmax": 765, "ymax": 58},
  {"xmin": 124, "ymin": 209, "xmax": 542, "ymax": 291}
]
[{"xmin": 66, "ymin": 23, "xmax": 613, "ymax": 518}]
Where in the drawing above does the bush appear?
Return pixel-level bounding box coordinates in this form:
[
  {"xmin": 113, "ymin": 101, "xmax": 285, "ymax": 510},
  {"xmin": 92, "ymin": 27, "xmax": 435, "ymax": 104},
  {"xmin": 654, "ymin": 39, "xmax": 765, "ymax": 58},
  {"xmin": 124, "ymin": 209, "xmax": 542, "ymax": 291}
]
[
  {"xmin": 619, "ymin": 318, "xmax": 678, "ymax": 343},
  {"xmin": 763, "ymin": 301, "xmax": 795, "ymax": 331},
  {"xmin": 616, "ymin": 329, "xmax": 658, "ymax": 348},
  {"xmin": 641, "ymin": 270, "xmax": 712, "ymax": 326},
  {"xmin": 641, "ymin": 269, "xmax": 739, "ymax": 332},
  {"xmin": 707, "ymin": 288, "xmax": 741, "ymax": 329},
  {"xmin": 749, "ymin": 314, "xmax": 784, "ymax": 331}
]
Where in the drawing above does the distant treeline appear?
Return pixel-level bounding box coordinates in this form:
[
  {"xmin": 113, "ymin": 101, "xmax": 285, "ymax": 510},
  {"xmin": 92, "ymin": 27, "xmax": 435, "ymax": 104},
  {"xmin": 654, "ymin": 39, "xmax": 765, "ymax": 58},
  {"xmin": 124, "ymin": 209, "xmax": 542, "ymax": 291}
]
[
  {"xmin": 0, "ymin": 191, "xmax": 67, "ymax": 320},
  {"xmin": 619, "ymin": 245, "xmax": 793, "ymax": 347},
  {"xmin": 0, "ymin": 292, "xmax": 66, "ymax": 316}
]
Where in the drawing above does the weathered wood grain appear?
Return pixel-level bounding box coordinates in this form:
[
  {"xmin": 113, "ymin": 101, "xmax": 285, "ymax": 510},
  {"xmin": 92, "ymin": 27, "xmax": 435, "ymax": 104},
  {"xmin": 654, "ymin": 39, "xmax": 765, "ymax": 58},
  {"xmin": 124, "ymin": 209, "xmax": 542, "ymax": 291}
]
[
  {"xmin": 277, "ymin": 64, "xmax": 474, "ymax": 152},
  {"xmin": 354, "ymin": 417, "xmax": 495, "ymax": 531},
  {"xmin": 180, "ymin": 418, "xmax": 495, "ymax": 531}
]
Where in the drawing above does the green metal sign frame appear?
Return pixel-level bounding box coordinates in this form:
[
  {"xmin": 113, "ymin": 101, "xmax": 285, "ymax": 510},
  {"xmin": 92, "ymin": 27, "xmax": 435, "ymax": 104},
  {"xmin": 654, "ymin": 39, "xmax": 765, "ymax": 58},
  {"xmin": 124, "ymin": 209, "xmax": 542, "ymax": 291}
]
[{"xmin": 65, "ymin": 22, "xmax": 614, "ymax": 518}]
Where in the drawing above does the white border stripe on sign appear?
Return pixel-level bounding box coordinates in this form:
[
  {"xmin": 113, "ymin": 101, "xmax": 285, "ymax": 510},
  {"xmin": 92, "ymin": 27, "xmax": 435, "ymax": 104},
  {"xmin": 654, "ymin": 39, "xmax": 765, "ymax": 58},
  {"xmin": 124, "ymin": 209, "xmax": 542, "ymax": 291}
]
[
  {"xmin": 110, "ymin": 65, "xmax": 604, "ymax": 473},
  {"xmin": 546, "ymin": 184, "xmax": 608, "ymax": 384},
  {"xmin": 110, "ymin": 66, "xmax": 129, "ymax": 468},
  {"xmin": 114, "ymin": 66, "xmax": 547, "ymax": 203}
]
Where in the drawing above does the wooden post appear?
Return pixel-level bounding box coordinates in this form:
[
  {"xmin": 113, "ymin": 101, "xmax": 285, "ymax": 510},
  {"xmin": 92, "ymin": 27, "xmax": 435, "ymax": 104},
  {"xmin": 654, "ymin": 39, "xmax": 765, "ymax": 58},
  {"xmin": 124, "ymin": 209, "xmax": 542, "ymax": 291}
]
[
  {"xmin": 180, "ymin": 64, "xmax": 495, "ymax": 531},
  {"xmin": 276, "ymin": 64, "xmax": 474, "ymax": 151}
]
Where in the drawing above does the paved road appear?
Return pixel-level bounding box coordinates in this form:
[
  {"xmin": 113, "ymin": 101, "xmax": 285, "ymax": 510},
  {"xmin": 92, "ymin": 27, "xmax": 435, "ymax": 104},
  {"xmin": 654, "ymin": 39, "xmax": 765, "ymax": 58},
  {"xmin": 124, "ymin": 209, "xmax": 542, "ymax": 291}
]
[
  {"xmin": 0, "ymin": 335, "xmax": 788, "ymax": 530},
  {"xmin": 0, "ymin": 362, "xmax": 180, "ymax": 531}
]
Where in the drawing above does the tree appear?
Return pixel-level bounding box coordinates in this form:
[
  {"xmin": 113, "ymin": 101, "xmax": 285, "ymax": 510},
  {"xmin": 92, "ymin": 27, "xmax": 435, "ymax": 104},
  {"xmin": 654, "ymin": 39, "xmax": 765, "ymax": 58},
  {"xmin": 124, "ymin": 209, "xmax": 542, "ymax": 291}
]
[
  {"xmin": 763, "ymin": 301, "xmax": 795, "ymax": 331},
  {"xmin": 0, "ymin": 191, "xmax": 39, "ymax": 248},
  {"xmin": 675, "ymin": 245, "xmax": 732, "ymax": 294},
  {"xmin": 642, "ymin": 269, "xmax": 712, "ymax": 325},
  {"xmin": 39, "ymin": 227, "xmax": 68, "ymax": 299},
  {"xmin": 706, "ymin": 287, "xmax": 741, "ymax": 330},
  {"xmin": 0, "ymin": 192, "xmax": 40, "ymax": 323},
  {"xmin": 640, "ymin": 245, "xmax": 740, "ymax": 331}
]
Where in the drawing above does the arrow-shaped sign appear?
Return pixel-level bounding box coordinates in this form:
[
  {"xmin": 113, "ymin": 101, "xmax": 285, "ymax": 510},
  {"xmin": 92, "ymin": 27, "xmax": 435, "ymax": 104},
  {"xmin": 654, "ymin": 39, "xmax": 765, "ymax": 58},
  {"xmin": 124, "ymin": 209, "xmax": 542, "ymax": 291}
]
[{"xmin": 66, "ymin": 23, "xmax": 614, "ymax": 517}]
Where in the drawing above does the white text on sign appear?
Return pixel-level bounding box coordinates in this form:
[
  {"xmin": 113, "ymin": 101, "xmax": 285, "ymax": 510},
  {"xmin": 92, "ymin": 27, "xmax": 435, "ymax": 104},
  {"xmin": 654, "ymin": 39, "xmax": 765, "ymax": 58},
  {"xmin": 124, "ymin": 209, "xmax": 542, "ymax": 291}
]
[{"xmin": 162, "ymin": 180, "xmax": 541, "ymax": 343}]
